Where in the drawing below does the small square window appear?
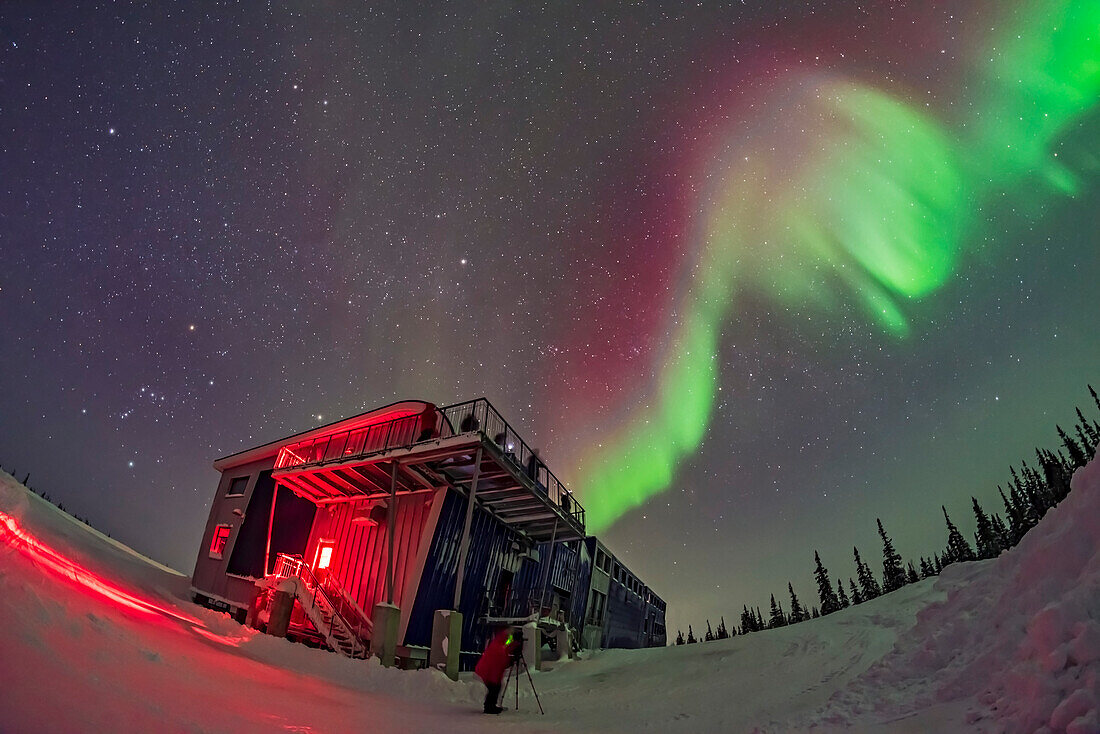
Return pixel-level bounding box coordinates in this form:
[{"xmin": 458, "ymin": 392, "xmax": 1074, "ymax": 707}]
[
  {"xmin": 225, "ymin": 476, "xmax": 249, "ymax": 497},
  {"xmin": 209, "ymin": 525, "xmax": 232, "ymax": 559}
]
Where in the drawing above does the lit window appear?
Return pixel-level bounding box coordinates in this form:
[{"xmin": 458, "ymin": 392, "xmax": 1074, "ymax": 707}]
[
  {"xmin": 209, "ymin": 525, "xmax": 231, "ymax": 559},
  {"xmin": 314, "ymin": 539, "xmax": 335, "ymax": 571}
]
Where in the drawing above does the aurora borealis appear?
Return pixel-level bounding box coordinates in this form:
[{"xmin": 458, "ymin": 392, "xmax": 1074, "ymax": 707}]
[
  {"xmin": 571, "ymin": 0, "xmax": 1100, "ymax": 532},
  {"xmin": 1, "ymin": 1, "xmax": 1096, "ymax": 635}
]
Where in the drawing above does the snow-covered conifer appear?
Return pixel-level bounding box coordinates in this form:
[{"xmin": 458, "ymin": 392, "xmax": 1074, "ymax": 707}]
[
  {"xmin": 877, "ymin": 519, "xmax": 907, "ymax": 593},
  {"xmin": 836, "ymin": 578, "xmax": 849, "ymax": 608},
  {"xmin": 787, "ymin": 583, "xmax": 806, "ymax": 623},
  {"xmin": 1058, "ymin": 425, "xmax": 1087, "ymax": 467},
  {"xmin": 813, "ymin": 551, "xmax": 840, "ymax": 615},
  {"xmin": 768, "ymin": 595, "xmax": 787, "ymax": 628},
  {"xmin": 854, "ymin": 547, "xmax": 881, "ymax": 600},
  {"xmin": 848, "ymin": 577, "xmax": 863, "ymax": 605},
  {"xmin": 972, "ymin": 497, "xmax": 1002, "ymax": 559},
  {"xmin": 943, "ymin": 506, "xmax": 975, "ymax": 562}
]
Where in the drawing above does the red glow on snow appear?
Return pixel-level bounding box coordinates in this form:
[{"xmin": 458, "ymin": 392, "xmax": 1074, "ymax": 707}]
[{"xmin": 0, "ymin": 511, "xmax": 199, "ymax": 626}]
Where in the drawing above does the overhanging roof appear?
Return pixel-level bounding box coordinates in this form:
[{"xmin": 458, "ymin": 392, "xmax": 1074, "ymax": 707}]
[{"xmin": 212, "ymin": 400, "xmax": 431, "ymax": 472}]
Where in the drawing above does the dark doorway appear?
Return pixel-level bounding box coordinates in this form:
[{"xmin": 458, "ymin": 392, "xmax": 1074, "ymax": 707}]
[{"xmin": 227, "ymin": 471, "xmax": 316, "ymax": 577}]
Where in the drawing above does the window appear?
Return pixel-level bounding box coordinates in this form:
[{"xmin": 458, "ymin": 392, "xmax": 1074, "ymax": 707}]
[
  {"xmin": 314, "ymin": 539, "xmax": 336, "ymax": 571},
  {"xmin": 587, "ymin": 590, "xmax": 606, "ymax": 626},
  {"xmin": 209, "ymin": 525, "xmax": 232, "ymax": 559},
  {"xmin": 225, "ymin": 476, "xmax": 249, "ymax": 497}
]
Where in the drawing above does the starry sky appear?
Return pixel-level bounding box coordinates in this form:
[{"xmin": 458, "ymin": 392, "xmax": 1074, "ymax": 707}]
[{"xmin": 1, "ymin": 1, "xmax": 1097, "ymax": 637}]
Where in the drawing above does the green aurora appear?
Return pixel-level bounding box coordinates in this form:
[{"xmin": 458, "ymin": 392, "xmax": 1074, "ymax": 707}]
[{"xmin": 579, "ymin": 0, "xmax": 1100, "ymax": 533}]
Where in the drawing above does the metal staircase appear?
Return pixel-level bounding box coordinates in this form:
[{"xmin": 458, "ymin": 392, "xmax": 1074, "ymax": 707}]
[{"xmin": 272, "ymin": 554, "xmax": 372, "ymax": 659}]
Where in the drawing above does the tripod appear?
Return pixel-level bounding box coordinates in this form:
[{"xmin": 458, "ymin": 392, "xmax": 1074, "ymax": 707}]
[{"xmin": 500, "ymin": 650, "xmax": 545, "ymax": 715}]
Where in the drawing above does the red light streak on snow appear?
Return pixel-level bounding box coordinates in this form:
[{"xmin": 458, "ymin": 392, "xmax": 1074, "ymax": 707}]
[{"xmin": 0, "ymin": 511, "xmax": 199, "ymax": 627}]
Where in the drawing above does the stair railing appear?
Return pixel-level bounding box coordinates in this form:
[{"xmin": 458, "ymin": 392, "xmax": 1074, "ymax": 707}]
[{"xmin": 272, "ymin": 554, "xmax": 368, "ymax": 658}]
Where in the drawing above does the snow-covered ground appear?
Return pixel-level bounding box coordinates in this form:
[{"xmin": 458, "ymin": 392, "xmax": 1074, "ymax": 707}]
[{"xmin": 1, "ymin": 459, "xmax": 1096, "ymax": 733}]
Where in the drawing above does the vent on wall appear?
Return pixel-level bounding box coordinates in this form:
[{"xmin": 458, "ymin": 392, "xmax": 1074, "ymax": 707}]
[{"xmin": 351, "ymin": 502, "xmax": 389, "ymax": 526}]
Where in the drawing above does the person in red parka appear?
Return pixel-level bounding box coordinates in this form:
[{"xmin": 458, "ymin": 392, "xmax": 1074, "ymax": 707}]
[{"xmin": 474, "ymin": 626, "xmax": 521, "ymax": 714}]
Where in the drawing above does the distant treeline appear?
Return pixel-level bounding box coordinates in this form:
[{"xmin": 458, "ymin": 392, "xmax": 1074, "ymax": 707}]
[
  {"xmin": 0, "ymin": 468, "xmax": 112, "ymax": 538},
  {"xmin": 675, "ymin": 385, "xmax": 1100, "ymax": 645}
]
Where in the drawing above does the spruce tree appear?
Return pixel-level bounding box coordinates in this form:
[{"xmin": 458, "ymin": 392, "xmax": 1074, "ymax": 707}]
[
  {"xmin": 836, "ymin": 578, "xmax": 850, "ymax": 608},
  {"xmin": 705, "ymin": 619, "xmax": 715, "ymax": 642},
  {"xmin": 877, "ymin": 519, "xmax": 907, "ymax": 592},
  {"xmin": 971, "ymin": 497, "xmax": 1002, "ymax": 559},
  {"xmin": 811, "ymin": 606, "xmax": 820, "ymax": 619},
  {"xmin": 919, "ymin": 556, "xmax": 933, "ymax": 578},
  {"xmin": 788, "ymin": 582, "xmax": 806, "ymax": 623},
  {"xmin": 990, "ymin": 513, "xmax": 1011, "ymax": 551},
  {"xmin": 717, "ymin": 616, "xmax": 729, "ymax": 640},
  {"xmin": 933, "ymin": 552, "xmax": 943, "ymax": 573},
  {"xmin": 740, "ymin": 605, "xmax": 755, "ymax": 633},
  {"xmin": 1022, "ymin": 460, "xmax": 1054, "ymax": 516},
  {"xmin": 755, "ymin": 607, "xmax": 765, "ymax": 631},
  {"xmin": 1009, "ymin": 481, "xmax": 1039, "ymax": 532},
  {"xmin": 943, "ymin": 506, "xmax": 976, "ymax": 562},
  {"xmin": 813, "ymin": 551, "xmax": 841, "ymax": 615},
  {"xmin": 769, "ymin": 594, "xmax": 787, "ymax": 628},
  {"xmin": 848, "ymin": 577, "xmax": 863, "ymax": 605},
  {"xmin": 1038, "ymin": 448, "xmax": 1073, "ymax": 504},
  {"xmin": 1074, "ymin": 408, "xmax": 1097, "ymax": 455},
  {"xmin": 676, "ymin": 630, "xmax": 685, "ymax": 645},
  {"xmin": 687, "ymin": 625, "xmax": 697, "ymax": 644},
  {"xmin": 1091, "ymin": 384, "xmax": 1100, "ymax": 414},
  {"xmin": 906, "ymin": 561, "xmax": 919, "ymax": 583},
  {"xmin": 999, "ymin": 486, "xmax": 1026, "ymax": 545},
  {"xmin": 1057, "ymin": 425, "xmax": 1087, "ymax": 468},
  {"xmin": 854, "ymin": 546, "xmax": 882, "ymax": 600}
]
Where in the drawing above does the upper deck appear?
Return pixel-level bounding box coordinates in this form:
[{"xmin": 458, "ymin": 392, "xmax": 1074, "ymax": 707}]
[{"xmin": 268, "ymin": 398, "xmax": 586, "ymax": 543}]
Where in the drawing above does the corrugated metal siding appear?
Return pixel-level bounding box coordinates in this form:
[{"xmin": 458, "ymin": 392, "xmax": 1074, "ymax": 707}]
[
  {"xmin": 305, "ymin": 492, "xmax": 434, "ymax": 615},
  {"xmin": 406, "ymin": 488, "xmax": 517, "ymax": 656},
  {"xmin": 569, "ymin": 542, "xmax": 593, "ymax": 631},
  {"xmin": 511, "ymin": 540, "xmax": 582, "ymax": 600},
  {"xmin": 604, "ymin": 578, "xmax": 646, "ymax": 649}
]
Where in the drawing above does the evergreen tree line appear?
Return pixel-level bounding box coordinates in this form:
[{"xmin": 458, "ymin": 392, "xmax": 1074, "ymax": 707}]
[
  {"xmin": 675, "ymin": 385, "xmax": 1100, "ymax": 645},
  {"xmin": 0, "ymin": 465, "xmax": 111, "ymax": 537}
]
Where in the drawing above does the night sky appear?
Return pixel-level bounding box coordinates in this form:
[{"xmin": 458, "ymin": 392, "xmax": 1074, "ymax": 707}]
[{"xmin": 1, "ymin": 2, "xmax": 1097, "ymax": 637}]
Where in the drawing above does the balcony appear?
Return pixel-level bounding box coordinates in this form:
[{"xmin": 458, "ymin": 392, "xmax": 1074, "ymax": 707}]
[{"xmin": 271, "ymin": 398, "xmax": 586, "ymax": 542}]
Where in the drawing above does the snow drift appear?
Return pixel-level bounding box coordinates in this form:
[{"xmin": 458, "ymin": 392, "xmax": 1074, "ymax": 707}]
[
  {"xmin": 0, "ymin": 455, "xmax": 1097, "ymax": 733},
  {"xmin": 814, "ymin": 457, "xmax": 1100, "ymax": 733}
]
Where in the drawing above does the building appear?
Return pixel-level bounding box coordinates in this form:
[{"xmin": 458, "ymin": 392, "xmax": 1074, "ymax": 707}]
[{"xmin": 190, "ymin": 397, "xmax": 666, "ymax": 675}]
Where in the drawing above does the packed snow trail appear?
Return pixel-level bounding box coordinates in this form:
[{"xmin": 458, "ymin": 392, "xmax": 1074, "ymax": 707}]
[{"xmin": 1, "ymin": 460, "xmax": 1097, "ymax": 732}]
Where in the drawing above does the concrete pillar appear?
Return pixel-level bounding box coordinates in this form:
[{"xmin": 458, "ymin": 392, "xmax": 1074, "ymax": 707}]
[
  {"xmin": 554, "ymin": 627, "xmax": 574, "ymax": 660},
  {"xmin": 372, "ymin": 602, "xmax": 401, "ymax": 667},
  {"xmin": 430, "ymin": 609, "xmax": 463, "ymax": 680},
  {"xmin": 522, "ymin": 621, "xmax": 541, "ymax": 671},
  {"xmin": 267, "ymin": 580, "xmax": 296, "ymax": 638},
  {"xmin": 245, "ymin": 586, "xmax": 266, "ymax": 629}
]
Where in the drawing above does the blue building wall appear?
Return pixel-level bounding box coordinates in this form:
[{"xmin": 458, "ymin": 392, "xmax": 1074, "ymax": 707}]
[
  {"xmin": 404, "ymin": 487, "xmax": 666, "ymax": 663},
  {"xmin": 405, "ymin": 488, "xmax": 516, "ymax": 659}
]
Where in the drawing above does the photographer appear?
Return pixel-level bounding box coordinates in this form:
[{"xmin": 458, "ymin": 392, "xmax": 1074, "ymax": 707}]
[{"xmin": 474, "ymin": 626, "xmax": 522, "ymax": 714}]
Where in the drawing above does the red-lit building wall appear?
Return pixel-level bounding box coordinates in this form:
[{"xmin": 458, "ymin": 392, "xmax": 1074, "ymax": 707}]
[{"xmin": 303, "ymin": 488, "xmax": 441, "ymax": 640}]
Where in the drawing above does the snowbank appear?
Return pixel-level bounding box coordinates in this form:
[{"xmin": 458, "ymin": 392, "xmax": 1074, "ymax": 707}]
[
  {"xmin": 2, "ymin": 455, "xmax": 1096, "ymax": 733},
  {"xmin": 814, "ymin": 457, "xmax": 1100, "ymax": 733}
]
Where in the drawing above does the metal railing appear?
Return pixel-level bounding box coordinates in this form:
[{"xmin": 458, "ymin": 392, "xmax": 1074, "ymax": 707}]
[
  {"xmin": 438, "ymin": 398, "xmax": 585, "ymax": 530},
  {"xmin": 273, "ymin": 397, "xmax": 586, "ymax": 531},
  {"xmin": 272, "ymin": 554, "xmax": 370, "ymax": 657}
]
